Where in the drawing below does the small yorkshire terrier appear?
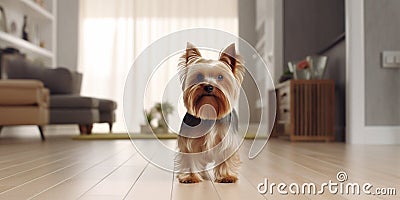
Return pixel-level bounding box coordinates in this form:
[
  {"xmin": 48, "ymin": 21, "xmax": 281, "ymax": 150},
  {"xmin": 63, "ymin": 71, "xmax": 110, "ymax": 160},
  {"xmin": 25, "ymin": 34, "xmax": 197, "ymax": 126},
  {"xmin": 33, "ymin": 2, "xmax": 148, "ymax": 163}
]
[{"xmin": 176, "ymin": 42, "xmax": 245, "ymax": 183}]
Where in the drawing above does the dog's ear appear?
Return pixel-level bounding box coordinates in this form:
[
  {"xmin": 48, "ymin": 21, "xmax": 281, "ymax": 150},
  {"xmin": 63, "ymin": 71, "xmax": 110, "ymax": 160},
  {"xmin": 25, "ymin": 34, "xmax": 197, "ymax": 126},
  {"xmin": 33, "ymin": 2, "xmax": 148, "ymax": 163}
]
[
  {"xmin": 219, "ymin": 43, "xmax": 245, "ymax": 84},
  {"xmin": 178, "ymin": 42, "xmax": 201, "ymax": 87},
  {"xmin": 219, "ymin": 43, "xmax": 236, "ymax": 69},
  {"xmin": 186, "ymin": 42, "xmax": 202, "ymax": 64}
]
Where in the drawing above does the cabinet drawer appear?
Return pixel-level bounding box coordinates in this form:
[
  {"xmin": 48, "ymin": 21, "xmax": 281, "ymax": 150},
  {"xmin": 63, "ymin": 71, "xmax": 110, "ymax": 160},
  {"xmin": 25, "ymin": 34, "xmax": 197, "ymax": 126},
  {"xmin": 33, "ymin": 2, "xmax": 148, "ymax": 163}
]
[
  {"xmin": 278, "ymin": 104, "xmax": 290, "ymax": 123},
  {"xmin": 278, "ymin": 86, "xmax": 290, "ymax": 105}
]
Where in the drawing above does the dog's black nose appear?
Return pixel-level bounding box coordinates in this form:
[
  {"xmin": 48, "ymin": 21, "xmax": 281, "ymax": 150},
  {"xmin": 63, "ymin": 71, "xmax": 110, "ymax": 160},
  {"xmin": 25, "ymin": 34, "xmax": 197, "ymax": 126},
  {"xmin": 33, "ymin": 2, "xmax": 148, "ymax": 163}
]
[{"xmin": 204, "ymin": 85, "xmax": 214, "ymax": 93}]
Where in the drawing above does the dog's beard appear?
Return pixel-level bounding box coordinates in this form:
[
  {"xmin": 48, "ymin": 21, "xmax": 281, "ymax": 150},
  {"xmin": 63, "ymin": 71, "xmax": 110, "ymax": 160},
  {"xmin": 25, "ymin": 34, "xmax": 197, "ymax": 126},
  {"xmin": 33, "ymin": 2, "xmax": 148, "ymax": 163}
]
[{"xmin": 183, "ymin": 85, "xmax": 231, "ymax": 120}]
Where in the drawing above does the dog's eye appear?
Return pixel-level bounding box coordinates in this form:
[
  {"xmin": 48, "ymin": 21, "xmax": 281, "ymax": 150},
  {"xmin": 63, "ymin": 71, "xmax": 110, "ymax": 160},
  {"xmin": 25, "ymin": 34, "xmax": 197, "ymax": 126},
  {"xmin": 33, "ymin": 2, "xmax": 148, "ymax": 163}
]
[
  {"xmin": 197, "ymin": 74, "xmax": 204, "ymax": 81},
  {"xmin": 217, "ymin": 75, "xmax": 223, "ymax": 80}
]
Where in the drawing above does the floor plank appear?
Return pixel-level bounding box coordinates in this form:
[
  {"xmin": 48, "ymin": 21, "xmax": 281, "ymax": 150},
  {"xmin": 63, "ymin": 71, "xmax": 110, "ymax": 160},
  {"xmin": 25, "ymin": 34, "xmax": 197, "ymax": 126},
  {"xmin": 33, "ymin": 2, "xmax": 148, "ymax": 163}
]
[
  {"xmin": 0, "ymin": 142, "xmax": 131, "ymax": 199},
  {"xmin": 0, "ymin": 148, "xmax": 87, "ymax": 180},
  {"xmin": 79, "ymin": 154, "xmax": 148, "ymax": 199},
  {"xmin": 266, "ymin": 141, "xmax": 397, "ymax": 199},
  {"xmin": 124, "ymin": 164, "xmax": 173, "ymax": 200},
  {"xmin": 0, "ymin": 136, "xmax": 397, "ymax": 200},
  {"xmin": 171, "ymin": 174, "xmax": 220, "ymax": 200},
  {"xmin": 212, "ymin": 174, "xmax": 266, "ymax": 200},
  {"xmin": 238, "ymin": 141, "xmax": 312, "ymax": 200},
  {"xmin": 30, "ymin": 146, "xmax": 137, "ymax": 199}
]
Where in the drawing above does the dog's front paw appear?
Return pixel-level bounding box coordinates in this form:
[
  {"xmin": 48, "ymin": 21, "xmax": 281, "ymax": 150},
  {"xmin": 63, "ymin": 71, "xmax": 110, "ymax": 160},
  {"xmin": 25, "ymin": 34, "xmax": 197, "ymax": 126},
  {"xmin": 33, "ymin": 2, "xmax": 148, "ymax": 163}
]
[
  {"xmin": 178, "ymin": 173, "xmax": 202, "ymax": 184},
  {"xmin": 215, "ymin": 175, "xmax": 238, "ymax": 183}
]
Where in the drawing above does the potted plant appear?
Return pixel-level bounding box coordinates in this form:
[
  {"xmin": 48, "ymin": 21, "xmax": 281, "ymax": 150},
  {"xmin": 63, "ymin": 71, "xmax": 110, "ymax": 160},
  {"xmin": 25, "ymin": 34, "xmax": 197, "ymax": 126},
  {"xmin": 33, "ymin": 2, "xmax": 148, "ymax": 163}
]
[{"xmin": 141, "ymin": 102, "xmax": 174, "ymax": 134}]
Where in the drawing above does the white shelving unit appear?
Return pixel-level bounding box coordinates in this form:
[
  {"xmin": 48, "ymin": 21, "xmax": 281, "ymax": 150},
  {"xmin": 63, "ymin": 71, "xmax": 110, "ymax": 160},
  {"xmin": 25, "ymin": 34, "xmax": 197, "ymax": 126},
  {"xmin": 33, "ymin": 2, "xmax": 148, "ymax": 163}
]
[
  {"xmin": 20, "ymin": 0, "xmax": 54, "ymax": 21},
  {"xmin": 0, "ymin": 0, "xmax": 57, "ymax": 67}
]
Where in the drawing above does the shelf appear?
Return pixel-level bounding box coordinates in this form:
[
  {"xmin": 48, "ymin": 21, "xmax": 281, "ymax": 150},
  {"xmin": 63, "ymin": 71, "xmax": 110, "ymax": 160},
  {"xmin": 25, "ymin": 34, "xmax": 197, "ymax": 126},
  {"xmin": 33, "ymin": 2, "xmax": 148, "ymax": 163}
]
[
  {"xmin": 20, "ymin": 0, "xmax": 54, "ymax": 21},
  {"xmin": 0, "ymin": 31, "xmax": 53, "ymax": 59},
  {"xmin": 2, "ymin": 0, "xmax": 54, "ymax": 22}
]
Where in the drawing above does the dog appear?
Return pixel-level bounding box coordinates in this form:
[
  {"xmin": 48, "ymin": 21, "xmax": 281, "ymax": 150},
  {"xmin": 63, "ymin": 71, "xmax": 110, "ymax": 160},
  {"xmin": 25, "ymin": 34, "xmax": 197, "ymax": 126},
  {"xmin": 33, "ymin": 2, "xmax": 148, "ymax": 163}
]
[{"xmin": 176, "ymin": 42, "xmax": 245, "ymax": 183}]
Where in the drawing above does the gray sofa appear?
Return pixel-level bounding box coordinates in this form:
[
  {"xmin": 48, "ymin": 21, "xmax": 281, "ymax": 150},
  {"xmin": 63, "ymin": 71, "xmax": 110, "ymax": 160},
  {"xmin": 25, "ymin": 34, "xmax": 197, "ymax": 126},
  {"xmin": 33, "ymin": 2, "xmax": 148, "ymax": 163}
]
[{"xmin": 1, "ymin": 53, "xmax": 116, "ymax": 134}]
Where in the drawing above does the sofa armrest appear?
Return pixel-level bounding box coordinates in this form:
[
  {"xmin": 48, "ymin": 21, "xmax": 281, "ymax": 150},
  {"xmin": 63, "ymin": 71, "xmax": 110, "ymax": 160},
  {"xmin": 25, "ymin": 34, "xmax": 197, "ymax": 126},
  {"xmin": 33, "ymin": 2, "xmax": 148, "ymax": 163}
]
[
  {"xmin": 0, "ymin": 79, "xmax": 49, "ymax": 107},
  {"xmin": 41, "ymin": 67, "xmax": 82, "ymax": 95},
  {"xmin": 41, "ymin": 88, "xmax": 50, "ymax": 107}
]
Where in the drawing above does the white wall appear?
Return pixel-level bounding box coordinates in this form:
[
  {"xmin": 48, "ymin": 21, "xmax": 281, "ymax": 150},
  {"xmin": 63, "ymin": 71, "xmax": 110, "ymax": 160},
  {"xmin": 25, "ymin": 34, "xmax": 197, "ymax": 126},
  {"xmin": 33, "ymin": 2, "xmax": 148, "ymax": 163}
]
[
  {"xmin": 273, "ymin": 0, "xmax": 283, "ymax": 83},
  {"xmin": 56, "ymin": 0, "xmax": 79, "ymax": 71},
  {"xmin": 238, "ymin": 0, "xmax": 260, "ymax": 123}
]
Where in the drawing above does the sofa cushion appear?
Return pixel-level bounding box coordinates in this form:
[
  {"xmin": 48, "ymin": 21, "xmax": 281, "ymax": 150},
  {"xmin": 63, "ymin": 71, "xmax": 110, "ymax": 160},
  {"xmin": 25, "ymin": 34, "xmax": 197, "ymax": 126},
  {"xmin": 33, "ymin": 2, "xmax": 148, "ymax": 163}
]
[
  {"xmin": 0, "ymin": 106, "xmax": 48, "ymax": 125},
  {"xmin": 50, "ymin": 95, "xmax": 99, "ymax": 109},
  {"xmin": 100, "ymin": 112, "xmax": 116, "ymax": 123},
  {"xmin": 50, "ymin": 109, "xmax": 99, "ymax": 124},
  {"xmin": 98, "ymin": 99, "xmax": 117, "ymax": 111}
]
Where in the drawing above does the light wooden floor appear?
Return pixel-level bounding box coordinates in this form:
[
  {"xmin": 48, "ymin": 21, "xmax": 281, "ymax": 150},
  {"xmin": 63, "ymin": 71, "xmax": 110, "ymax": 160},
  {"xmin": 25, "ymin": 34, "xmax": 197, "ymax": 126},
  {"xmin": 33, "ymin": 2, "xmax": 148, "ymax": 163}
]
[{"xmin": 0, "ymin": 133, "xmax": 398, "ymax": 200}]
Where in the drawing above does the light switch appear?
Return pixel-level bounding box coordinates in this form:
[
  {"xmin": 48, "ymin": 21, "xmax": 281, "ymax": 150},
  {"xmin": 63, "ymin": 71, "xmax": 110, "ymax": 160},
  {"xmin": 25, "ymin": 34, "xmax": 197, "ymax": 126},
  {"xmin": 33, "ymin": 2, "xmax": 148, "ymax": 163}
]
[
  {"xmin": 382, "ymin": 51, "xmax": 400, "ymax": 68},
  {"xmin": 395, "ymin": 55, "xmax": 400, "ymax": 64},
  {"xmin": 386, "ymin": 55, "xmax": 395, "ymax": 64}
]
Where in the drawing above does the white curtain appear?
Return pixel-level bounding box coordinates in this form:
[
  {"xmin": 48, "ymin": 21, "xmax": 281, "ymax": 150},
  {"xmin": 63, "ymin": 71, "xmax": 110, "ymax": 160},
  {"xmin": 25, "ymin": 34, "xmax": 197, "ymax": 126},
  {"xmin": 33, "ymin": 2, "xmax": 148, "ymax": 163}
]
[{"xmin": 78, "ymin": 0, "xmax": 238, "ymax": 132}]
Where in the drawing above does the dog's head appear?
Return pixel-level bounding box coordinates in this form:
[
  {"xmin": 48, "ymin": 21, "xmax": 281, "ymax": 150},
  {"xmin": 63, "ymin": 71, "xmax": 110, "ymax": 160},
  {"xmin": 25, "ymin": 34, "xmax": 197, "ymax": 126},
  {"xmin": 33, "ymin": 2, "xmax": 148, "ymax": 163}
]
[{"xmin": 178, "ymin": 42, "xmax": 245, "ymax": 120}]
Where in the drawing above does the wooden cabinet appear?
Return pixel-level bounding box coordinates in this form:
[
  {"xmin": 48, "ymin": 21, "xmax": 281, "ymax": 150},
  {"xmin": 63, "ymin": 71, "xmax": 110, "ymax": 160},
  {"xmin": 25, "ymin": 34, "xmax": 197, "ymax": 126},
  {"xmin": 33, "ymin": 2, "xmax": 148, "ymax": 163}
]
[{"xmin": 275, "ymin": 80, "xmax": 335, "ymax": 141}]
